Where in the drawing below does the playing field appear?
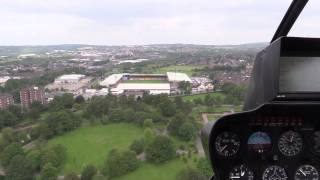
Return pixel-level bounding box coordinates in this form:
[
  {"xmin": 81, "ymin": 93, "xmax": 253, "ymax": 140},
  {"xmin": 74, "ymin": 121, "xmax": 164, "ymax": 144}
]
[
  {"xmin": 153, "ymin": 65, "xmax": 205, "ymax": 76},
  {"xmin": 47, "ymin": 123, "xmax": 144, "ymax": 174}
]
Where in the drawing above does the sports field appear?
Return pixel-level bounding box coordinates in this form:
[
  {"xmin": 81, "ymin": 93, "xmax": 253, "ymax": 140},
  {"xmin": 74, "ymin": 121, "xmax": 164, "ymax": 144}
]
[{"xmin": 153, "ymin": 65, "xmax": 205, "ymax": 76}]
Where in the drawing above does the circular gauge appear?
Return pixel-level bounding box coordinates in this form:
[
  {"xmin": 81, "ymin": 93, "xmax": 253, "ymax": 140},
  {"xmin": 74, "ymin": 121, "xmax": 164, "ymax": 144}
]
[
  {"xmin": 215, "ymin": 132, "xmax": 240, "ymax": 157},
  {"xmin": 262, "ymin": 165, "xmax": 288, "ymax": 180},
  {"xmin": 278, "ymin": 131, "xmax": 303, "ymax": 156},
  {"xmin": 248, "ymin": 131, "xmax": 272, "ymax": 153},
  {"xmin": 312, "ymin": 131, "xmax": 320, "ymax": 155},
  {"xmin": 229, "ymin": 165, "xmax": 254, "ymax": 180},
  {"xmin": 295, "ymin": 165, "xmax": 319, "ymax": 180}
]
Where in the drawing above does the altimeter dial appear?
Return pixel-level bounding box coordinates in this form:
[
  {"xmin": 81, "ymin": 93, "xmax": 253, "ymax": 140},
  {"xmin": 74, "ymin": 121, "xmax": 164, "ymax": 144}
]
[{"xmin": 278, "ymin": 131, "xmax": 303, "ymax": 156}]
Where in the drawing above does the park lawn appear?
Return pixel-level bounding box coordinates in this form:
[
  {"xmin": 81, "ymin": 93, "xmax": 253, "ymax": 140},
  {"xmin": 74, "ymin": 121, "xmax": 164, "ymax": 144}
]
[
  {"xmin": 153, "ymin": 65, "xmax": 205, "ymax": 76},
  {"xmin": 122, "ymin": 80, "xmax": 168, "ymax": 83},
  {"xmin": 114, "ymin": 157, "xmax": 197, "ymax": 180},
  {"xmin": 181, "ymin": 92, "xmax": 226, "ymax": 102},
  {"xmin": 47, "ymin": 123, "xmax": 144, "ymax": 174}
]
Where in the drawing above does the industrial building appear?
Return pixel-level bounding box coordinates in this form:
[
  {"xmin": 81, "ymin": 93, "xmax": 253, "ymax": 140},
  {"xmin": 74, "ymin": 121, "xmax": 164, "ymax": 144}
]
[
  {"xmin": 46, "ymin": 74, "xmax": 92, "ymax": 95},
  {"xmin": 100, "ymin": 72, "xmax": 191, "ymax": 96}
]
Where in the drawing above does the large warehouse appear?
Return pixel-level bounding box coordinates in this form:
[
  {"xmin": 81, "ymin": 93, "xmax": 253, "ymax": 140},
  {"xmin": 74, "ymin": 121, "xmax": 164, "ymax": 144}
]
[{"xmin": 99, "ymin": 72, "xmax": 191, "ymax": 95}]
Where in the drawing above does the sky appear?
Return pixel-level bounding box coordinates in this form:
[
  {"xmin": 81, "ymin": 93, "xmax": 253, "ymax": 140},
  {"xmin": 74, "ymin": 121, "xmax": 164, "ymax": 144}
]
[{"xmin": 1, "ymin": 0, "xmax": 319, "ymax": 45}]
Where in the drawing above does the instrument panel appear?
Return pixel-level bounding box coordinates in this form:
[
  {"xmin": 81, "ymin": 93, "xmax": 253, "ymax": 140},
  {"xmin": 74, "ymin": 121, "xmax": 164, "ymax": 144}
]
[{"xmin": 209, "ymin": 103, "xmax": 320, "ymax": 180}]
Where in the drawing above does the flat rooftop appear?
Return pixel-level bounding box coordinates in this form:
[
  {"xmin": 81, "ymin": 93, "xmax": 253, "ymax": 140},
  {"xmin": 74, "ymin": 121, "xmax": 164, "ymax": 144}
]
[
  {"xmin": 57, "ymin": 74, "xmax": 85, "ymax": 80},
  {"xmin": 166, "ymin": 72, "xmax": 192, "ymax": 82}
]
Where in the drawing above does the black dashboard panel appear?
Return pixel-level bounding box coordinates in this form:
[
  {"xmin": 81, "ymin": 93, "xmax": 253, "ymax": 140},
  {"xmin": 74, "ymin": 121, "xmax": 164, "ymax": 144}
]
[{"xmin": 209, "ymin": 103, "xmax": 320, "ymax": 180}]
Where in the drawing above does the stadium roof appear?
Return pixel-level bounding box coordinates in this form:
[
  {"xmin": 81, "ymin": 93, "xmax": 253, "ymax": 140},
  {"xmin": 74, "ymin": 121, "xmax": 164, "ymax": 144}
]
[
  {"xmin": 100, "ymin": 74, "xmax": 124, "ymax": 87},
  {"xmin": 166, "ymin": 72, "xmax": 192, "ymax": 82},
  {"xmin": 117, "ymin": 83, "xmax": 170, "ymax": 90},
  {"xmin": 57, "ymin": 74, "xmax": 85, "ymax": 80}
]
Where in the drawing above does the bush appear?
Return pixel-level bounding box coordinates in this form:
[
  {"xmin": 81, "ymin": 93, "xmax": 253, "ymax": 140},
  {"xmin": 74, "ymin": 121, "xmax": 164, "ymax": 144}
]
[
  {"xmin": 178, "ymin": 122, "xmax": 197, "ymax": 141},
  {"xmin": 39, "ymin": 163, "xmax": 58, "ymax": 180},
  {"xmin": 146, "ymin": 136, "xmax": 176, "ymax": 164},
  {"xmin": 143, "ymin": 119, "xmax": 153, "ymax": 129},
  {"xmin": 130, "ymin": 139, "xmax": 145, "ymax": 155},
  {"xmin": 81, "ymin": 164, "xmax": 97, "ymax": 180},
  {"xmin": 65, "ymin": 172, "xmax": 80, "ymax": 180},
  {"xmin": 101, "ymin": 149, "xmax": 139, "ymax": 178},
  {"xmin": 177, "ymin": 167, "xmax": 207, "ymax": 180}
]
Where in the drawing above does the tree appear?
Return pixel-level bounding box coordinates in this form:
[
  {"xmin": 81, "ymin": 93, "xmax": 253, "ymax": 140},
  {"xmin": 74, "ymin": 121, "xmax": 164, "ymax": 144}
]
[
  {"xmin": 108, "ymin": 108, "xmax": 124, "ymax": 122},
  {"xmin": 143, "ymin": 119, "xmax": 153, "ymax": 129},
  {"xmin": 178, "ymin": 81, "xmax": 192, "ymax": 95},
  {"xmin": 0, "ymin": 143, "xmax": 24, "ymax": 167},
  {"xmin": 0, "ymin": 110, "xmax": 18, "ymax": 129},
  {"xmin": 39, "ymin": 163, "xmax": 58, "ymax": 180},
  {"xmin": 81, "ymin": 164, "xmax": 97, "ymax": 180},
  {"xmin": 102, "ymin": 149, "xmax": 139, "ymax": 178},
  {"xmin": 178, "ymin": 122, "xmax": 197, "ymax": 141},
  {"xmin": 204, "ymin": 94, "xmax": 214, "ymax": 106},
  {"xmin": 27, "ymin": 101, "xmax": 45, "ymax": 120},
  {"xmin": 6, "ymin": 155, "xmax": 35, "ymax": 180},
  {"xmin": 146, "ymin": 136, "xmax": 175, "ymax": 164},
  {"xmin": 8, "ymin": 105, "xmax": 23, "ymax": 121},
  {"xmin": 44, "ymin": 110, "xmax": 81, "ymax": 137},
  {"xmin": 92, "ymin": 174, "xmax": 107, "ymax": 180},
  {"xmin": 75, "ymin": 95, "xmax": 85, "ymax": 104},
  {"xmin": 49, "ymin": 93, "xmax": 74, "ymax": 110},
  {"xmin": 158, "ymin": 100, "xmax": 176, "ymax": 117},
  {"xmin": 130, "ymin": 139, "xmax": 144, "ymax": 155},
  {"xmin": 1, "ymin": 127, "xmax": 14, "ymax": 142},
  {"xmin": 197, "ymin": 157, "xmax": 213, "ymax": 178},
  {"xmin": 84, "ymin": 97, "xmax": 109, "ymax": 118},
  {"xmin": 121, "ymin": 150, "xmax": 139, "ymax": 172},
  {"xmin": 167, "ymin": 114, "xmax": 186, "ymax": 136},
  {"xmin": 65, "ymin": 172, "xmax": 80, "ymax": 180},
  {"xmin": 177, "ymin": 167, "xmax": 207, "ymax": 180},
  {"xmin": 26, "ymin": 149, "xmax": 41, "ymax": 171},
  {"xmin": 143, "ymin": 128, "xmax": 155, "ymax": 146},
  {"xmin": 40, "ymin": 144, "xmax": 67, "ymax": 169}
]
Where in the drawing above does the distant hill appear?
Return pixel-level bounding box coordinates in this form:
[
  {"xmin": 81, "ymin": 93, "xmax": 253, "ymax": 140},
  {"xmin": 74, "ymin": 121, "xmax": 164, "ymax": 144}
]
[{"xmin": 0, "ymin": 43, "xmax": 267, "ymax": 57}]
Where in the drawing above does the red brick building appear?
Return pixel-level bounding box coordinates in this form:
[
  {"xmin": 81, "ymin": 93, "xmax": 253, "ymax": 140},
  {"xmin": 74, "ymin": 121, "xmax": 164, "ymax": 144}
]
[
  {"xmin": 0, "ymin": 93, "xmax": 14, "ymax": 109},
  {"xmin": 20, "ymin": 86, "xmax": 45, "ymax": 108}
]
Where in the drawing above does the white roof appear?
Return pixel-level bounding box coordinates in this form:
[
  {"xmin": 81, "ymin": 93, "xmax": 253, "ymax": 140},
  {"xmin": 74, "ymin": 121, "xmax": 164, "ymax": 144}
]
[
  {"xmin": 117, "ymin": 83, "xmax": 170, "ymax": 90},
  {"xmin": 0, "ymin": 76, "xmax": 10, "ymax": 84},
  {"xmin": 166, "ymin": 72, "xmax": 191, "ymax": 82},
  {"xmin": 100, "ymin": 74, "xmax": 124, "ymax": 86},
  {"xmin": 57, "ymin": 74, "xmax": 85, "ymax": 80}
]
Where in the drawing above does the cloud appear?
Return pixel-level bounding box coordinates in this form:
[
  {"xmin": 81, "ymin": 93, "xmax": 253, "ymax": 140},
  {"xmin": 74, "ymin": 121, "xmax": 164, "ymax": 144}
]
[{"xmin": 0, "ymin": 0, "xmax": 318, "ymax": 45}]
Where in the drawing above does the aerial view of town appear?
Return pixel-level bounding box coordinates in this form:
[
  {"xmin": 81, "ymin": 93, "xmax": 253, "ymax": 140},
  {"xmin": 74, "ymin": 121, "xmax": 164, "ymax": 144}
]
[{"xmin": 0, "ymin": 43, "xmax": 265, "ymax": 180}]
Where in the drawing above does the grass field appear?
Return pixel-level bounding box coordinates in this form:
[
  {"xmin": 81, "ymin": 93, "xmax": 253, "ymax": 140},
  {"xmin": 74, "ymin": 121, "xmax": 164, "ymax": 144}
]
[
  {"xmin": 114, "ymin": 158, "xmax": 196, "ymax": 180},
  {"xmin": 181, "ymin": 92, "xmax": 226, "ymax": 102},
  {"xmin": 47, "ymin": 123, "xmax": 144, "ymax": 174},
  {"xmin": 153, "ymin": 65, "xmax": 205, "ymax": 76},
  {"xmin": 122, "ymin": 80, "xmax": 168, "ymax": 83}
]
